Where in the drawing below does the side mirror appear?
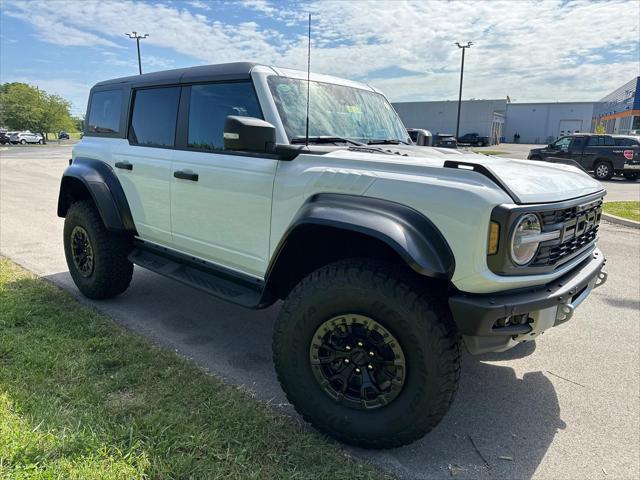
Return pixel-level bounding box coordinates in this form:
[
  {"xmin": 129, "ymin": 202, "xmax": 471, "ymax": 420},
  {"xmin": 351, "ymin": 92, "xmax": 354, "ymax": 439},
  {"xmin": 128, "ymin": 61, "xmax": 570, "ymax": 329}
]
[{"xmin": 223, "ymin": 116, "xmax": 276, "ymax": 153}]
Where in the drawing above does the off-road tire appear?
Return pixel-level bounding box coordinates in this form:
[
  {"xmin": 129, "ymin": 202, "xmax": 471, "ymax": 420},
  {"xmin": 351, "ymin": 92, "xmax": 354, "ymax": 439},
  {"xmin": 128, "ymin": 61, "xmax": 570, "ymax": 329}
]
[
  {"xmin": 63, "ymin": 200, "xmax": 133, "ymax": 299},
  {"xmin": 593, "ymin": 161, "xmax": 613, "ymax": 180},
  {"xmin": 623, "ymin": 172, "xmax": 639, "ymax": 181},
  {"xmin": 273, "ymin": 259, "xmax": 461, "ymax": 449}
]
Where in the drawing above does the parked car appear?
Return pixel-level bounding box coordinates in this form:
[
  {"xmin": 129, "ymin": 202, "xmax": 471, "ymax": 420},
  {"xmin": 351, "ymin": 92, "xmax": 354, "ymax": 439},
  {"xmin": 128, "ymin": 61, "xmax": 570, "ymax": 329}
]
[
  {"xmin": 528, "ymin": 133, "xmax": 640, "ymax": 181},
  {"xmin": 58, "ymin": 62, "xmax": 607, "ymax": 449},
  {"xmin": 433, "ymin": 133, "xmax": 458, "ymax": 149},
  {"xmin": 10, "ymin": 131, "xmax": 44, "ymax": 144},
  {"xmin": 58, "ymin": 131, "xmax": 70, "ymax": 140},
  {"xmin": 457, "ymin": 132, "xmax": 490, "ymax": 146},
  {"xmin": 0, "ymin": 132, "xmax": 10, "ymax": 145}
]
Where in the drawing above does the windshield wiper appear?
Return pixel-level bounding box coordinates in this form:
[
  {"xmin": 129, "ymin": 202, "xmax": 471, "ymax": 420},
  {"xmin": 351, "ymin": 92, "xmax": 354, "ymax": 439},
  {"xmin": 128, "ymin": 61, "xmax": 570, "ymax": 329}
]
[
  {"xmin": 291, "ymin": 136, "xmax": 366, "ymax": 146},
  {"xmin": 367, "ymin": 139, "xmax": 409, "ymax": 145}
]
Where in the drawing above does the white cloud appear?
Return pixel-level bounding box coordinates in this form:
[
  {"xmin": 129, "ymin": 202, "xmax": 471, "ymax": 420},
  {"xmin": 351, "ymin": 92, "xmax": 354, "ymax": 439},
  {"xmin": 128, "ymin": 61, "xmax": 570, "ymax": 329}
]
[
  {"xmin": 187, "ymin": 0, "xmax": 211, "ymax": 10},
  {"xmin": 3, "ymin": 0, "xmax": 639, "ymax": 103}
]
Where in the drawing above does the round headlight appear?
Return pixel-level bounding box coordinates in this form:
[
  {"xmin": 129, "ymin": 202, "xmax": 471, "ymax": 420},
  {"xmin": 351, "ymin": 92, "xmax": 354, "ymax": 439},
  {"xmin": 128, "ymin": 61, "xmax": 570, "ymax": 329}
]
[{"xmin": 510, "ymin": 213, "xmax": 541, "ymax": 266}]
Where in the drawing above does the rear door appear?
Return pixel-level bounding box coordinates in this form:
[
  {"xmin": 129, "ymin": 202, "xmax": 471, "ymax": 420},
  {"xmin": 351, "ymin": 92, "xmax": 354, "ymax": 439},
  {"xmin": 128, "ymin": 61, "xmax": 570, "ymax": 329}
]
[
  {"xmin": 170, "ymin": 81, "xmax": 277, "ymax": 277},
  {"xmin": 111, "ymin": 86, "xmax": 180, "ymax": 245},
  {"xmin": 568, "ymin": 136, "xmax": 587, "ymax": 165}
]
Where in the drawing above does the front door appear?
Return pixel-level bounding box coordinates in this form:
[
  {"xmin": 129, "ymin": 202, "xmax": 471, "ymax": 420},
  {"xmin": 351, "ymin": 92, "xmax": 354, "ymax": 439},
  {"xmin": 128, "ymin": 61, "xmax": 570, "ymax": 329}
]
[
  {"xmin": 170, "ymin": 82, "xmax": 277, "ymax": 278},
  {"xmin": 545, "ymin": 136, "xmax": 572, "ymax": 159}
]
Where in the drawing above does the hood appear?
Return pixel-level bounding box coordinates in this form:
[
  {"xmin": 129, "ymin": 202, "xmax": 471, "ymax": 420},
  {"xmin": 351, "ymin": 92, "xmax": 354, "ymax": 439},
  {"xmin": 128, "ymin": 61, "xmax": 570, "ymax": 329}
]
[
  {"xmin": 326, "ymin": 147, "xmax": 605, "ymax": 204},
  {"xmin": 445, "ymin": 153, "xmax": 604, "ymax": 204}
]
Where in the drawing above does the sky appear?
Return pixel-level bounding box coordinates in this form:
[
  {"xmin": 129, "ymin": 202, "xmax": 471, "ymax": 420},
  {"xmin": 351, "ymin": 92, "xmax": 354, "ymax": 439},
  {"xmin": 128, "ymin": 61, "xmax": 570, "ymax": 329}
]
[{"xmin": 1, "ymin": 0, "xmax": 638, "ymax": 116}]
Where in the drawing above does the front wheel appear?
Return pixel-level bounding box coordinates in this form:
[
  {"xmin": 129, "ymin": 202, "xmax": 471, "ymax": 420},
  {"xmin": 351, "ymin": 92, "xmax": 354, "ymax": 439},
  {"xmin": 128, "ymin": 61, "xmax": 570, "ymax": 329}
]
[
  {"xmin": 20, "ymin": 139, "xmax": 26, "ymax": 145},
  {"xmin": 593, "ymin": 161, "xmax": 613, "ymax": 180},
  {"xmin": 273, "ymin": 259, "xmax": 461, "ymax": 448},
  {"xmin": 38, "ymin": 139, "xmax": 43, "ymax": 144},
  {"xmin": 63, "ymin": 200, "xmax": 133, "ymax": 299}
]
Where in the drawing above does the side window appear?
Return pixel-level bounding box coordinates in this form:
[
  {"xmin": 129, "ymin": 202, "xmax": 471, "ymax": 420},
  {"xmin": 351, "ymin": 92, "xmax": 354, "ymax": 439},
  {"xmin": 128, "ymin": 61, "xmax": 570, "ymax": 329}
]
[
  {"xmin": 87, "ymin": 90, "xmax": 122, "ymax": 134},
  {"xmin": 570, "ymin": 137, "xmax": 585, "ymax": 150},
  {"xmin": 587, "ymin": 136, "xmax": 603, "ymax": 146},
  {"xmin": 187, "ymin": 82, "xmax": 262, "ymax": 151},
  {"xmin": 129, "ymin": 87, "xmax": 180, "ymax": 147},
  {"xmin": 603, "ymin": 136, "xmax": 615, "ymax": 146},
  {"xmin": 553, "ymin": 137, "xmax": 571, "ymax": 149}
]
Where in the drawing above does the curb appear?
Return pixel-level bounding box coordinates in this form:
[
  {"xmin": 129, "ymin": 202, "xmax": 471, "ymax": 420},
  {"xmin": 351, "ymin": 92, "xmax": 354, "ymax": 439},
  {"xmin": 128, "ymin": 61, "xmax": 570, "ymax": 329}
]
[{"xmin": 602, "ymin": 212, "xmax": 640, "ymax": 229}]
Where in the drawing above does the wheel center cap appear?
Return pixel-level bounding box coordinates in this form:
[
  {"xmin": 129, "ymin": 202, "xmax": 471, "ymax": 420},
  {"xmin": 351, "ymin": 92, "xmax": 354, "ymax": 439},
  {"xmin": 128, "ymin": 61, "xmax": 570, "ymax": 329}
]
[{"xmin": 351, "ymin": 350, "xmax": 366, "ymax": 366}]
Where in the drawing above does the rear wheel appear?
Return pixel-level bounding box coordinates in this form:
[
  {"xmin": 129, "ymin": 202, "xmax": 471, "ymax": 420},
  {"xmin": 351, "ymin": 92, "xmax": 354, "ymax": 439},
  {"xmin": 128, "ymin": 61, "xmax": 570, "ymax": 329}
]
[
  {"xmin": 273, "ymin": 259, "xmax": 461, "ymax": 448},
  {"xmin": 593, "ymin": 161, "xmax": 613, "ymax": 180},
  {"xmin": 20, "ymin": 139, "xmax": 26, "ymax": 145},
  {"xmin": 63, "ymin": 200, "xmax": 133, "ymax": 299},
  {"xmin": 623, "ymin": 172, "xmax": 639, "ymax": 181}
]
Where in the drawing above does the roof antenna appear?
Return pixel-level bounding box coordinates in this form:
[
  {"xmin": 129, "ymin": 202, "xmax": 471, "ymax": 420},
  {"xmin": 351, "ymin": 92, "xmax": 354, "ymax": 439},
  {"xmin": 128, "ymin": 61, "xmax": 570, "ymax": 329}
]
[{"xmin": 305, "ymin": 13, "xmax": 311, "ymax": 147}]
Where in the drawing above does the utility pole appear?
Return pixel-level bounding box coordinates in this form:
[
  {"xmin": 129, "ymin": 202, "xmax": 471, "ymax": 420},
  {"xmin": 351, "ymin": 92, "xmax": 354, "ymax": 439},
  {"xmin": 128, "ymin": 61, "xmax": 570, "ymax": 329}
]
[
  {"xmin": 454, "ymin": 41, "xmax": 473, "ymax": 139},
  {"xmin": 125, "ymin": 32, "xmax": 148, "ymax": 75}
]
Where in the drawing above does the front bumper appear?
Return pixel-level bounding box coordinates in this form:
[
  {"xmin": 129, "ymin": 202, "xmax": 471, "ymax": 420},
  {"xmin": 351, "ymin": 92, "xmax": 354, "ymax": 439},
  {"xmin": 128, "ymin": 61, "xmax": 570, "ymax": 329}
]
[{"xmin": 449, "ymin": 249, "xmax": 607, "ymax": 354}]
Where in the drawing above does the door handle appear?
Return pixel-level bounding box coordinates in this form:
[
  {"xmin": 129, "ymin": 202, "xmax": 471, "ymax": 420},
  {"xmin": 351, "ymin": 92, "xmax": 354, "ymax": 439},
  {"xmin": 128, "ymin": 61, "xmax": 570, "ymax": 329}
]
[
  {"xmin": 174, "ymin": 170, "xmax": 199, "ymax": 182},
  {"xmin": 115, "ymin": 161, "xmax": 133, "ymax": 170}
]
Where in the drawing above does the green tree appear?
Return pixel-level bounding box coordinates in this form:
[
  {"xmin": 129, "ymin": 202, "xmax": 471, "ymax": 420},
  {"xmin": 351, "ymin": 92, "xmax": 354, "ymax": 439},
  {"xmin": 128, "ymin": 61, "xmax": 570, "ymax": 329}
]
[{"xmin": 0, "ymin": 82, "xmax": 75, "ymax": 142}]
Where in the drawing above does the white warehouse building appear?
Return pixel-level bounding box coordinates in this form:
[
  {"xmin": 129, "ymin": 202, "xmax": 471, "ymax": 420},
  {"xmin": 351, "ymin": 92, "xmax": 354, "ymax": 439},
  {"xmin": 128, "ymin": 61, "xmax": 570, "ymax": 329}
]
[
  {"xmin": 393, "ymin": 99, "xmax": 507, "ymax": 143},
  {"xmin": 503, "ymin": 102, "xmax": 594, "ymax": 144},
  {"xmin": 393, "ymin": 99, "xmax": 594, "ymax": 145}
]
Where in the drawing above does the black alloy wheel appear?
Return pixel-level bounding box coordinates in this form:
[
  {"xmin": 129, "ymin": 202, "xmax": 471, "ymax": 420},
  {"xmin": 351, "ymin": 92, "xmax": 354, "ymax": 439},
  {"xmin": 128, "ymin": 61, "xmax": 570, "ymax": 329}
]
[
  {"xmin": 70, "ymin": 225, "xmax": 94, "ymax": 277},
  {"xmin": 309, "ymin": 314, "xmax": 406, "ymax": 410}
]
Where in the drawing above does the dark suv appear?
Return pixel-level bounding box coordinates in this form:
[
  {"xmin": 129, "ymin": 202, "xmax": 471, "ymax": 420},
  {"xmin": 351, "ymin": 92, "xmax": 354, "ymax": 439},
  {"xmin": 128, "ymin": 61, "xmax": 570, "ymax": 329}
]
[
  {"xmin": 528, "ymin": 134, "xmax": 640, "ymax": 181},
  {"xmin": 457, "ymin": 132, "xmax": 490, "ymax": 146}
]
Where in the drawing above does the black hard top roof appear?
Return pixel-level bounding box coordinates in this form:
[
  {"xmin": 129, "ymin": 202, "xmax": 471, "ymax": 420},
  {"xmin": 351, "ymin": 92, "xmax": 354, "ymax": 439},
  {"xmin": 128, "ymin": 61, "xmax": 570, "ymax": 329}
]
[{"xmin": 93, "ymin": 62, "xmax": 266, "ymax": 89}]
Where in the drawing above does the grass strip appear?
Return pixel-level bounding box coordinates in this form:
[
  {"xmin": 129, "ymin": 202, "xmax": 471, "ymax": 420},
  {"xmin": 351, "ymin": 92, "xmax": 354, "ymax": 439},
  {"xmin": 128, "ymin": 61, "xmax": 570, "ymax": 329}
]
[
  {"xmin": 0, "ymin": 258, "xmax": 386, "ymax": 479},
  {"xmin": 603, "ymin": 201, "xmax": 640, "ymax": 223}
]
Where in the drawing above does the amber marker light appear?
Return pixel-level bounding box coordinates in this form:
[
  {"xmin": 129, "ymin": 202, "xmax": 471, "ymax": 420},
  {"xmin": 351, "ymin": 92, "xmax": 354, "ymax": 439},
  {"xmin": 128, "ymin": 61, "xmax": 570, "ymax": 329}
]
[{"xmin": 488, "ymin": 221, "xmax": 500, "ymax": 255}]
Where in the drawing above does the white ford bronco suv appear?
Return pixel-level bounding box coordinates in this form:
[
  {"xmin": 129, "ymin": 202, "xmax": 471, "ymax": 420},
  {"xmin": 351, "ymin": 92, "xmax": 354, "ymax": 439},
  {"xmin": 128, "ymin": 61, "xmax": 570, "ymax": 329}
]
[{"xmin": 58, "ymin": 62, "xmax": 607, "ymax": 448}]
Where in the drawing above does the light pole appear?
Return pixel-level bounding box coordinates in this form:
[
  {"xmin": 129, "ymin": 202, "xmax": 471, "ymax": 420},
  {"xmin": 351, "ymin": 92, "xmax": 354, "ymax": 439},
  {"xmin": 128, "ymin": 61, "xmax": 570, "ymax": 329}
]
[
  {"xmin": 454, "ymin": 41, "xmax": 473, "ymax": 139},
  {"xmin": 125, "ymin": 32, "xmax": 148, "ymax": 75}
]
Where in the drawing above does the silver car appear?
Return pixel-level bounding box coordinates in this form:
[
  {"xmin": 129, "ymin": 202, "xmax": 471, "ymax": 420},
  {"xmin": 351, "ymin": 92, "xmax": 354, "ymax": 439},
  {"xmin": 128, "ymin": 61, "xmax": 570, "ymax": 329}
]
[{"xmin": 10, "ymin": 131, "xmax": 43, "ymax": 144}]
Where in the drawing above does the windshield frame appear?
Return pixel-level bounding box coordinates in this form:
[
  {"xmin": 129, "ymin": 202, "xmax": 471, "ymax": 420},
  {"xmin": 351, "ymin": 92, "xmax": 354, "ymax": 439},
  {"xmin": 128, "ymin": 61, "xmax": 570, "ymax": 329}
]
[{"xmin": 266, "ymin": 75, "xmax": 410, "ymax": 146}]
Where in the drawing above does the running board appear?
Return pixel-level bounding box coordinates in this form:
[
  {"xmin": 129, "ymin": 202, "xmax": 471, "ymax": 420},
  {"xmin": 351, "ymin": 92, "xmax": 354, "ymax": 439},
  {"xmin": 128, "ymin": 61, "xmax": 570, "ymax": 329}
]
[{"xmin": 128, "ymin": 247, "xmax": 265, "ymax": 308}]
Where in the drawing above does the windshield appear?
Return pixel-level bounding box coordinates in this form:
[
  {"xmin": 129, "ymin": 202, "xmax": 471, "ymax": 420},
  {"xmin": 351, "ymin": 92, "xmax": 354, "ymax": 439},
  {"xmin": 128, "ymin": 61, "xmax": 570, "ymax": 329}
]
[{"xmin": 268, "ymin": 76, "xmax": 409, "ymax": 144}]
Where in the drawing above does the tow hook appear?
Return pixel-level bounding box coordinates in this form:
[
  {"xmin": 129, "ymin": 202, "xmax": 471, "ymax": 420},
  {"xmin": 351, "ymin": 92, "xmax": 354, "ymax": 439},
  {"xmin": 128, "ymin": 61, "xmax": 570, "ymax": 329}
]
[
  {"xmin": 594, "ymin": 270, "xmax": 608, "ymax": 289},
  {"xmin": 555, "ymin": 269, "xmax": 607, "ymax": 325}
]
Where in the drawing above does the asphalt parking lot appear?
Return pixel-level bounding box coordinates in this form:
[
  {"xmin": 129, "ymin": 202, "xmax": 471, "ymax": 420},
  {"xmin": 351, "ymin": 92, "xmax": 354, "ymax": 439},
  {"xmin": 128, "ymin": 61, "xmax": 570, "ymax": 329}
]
[{"xmin": 1, "ymin": 144, "xmax": 639, "ymax": 479}]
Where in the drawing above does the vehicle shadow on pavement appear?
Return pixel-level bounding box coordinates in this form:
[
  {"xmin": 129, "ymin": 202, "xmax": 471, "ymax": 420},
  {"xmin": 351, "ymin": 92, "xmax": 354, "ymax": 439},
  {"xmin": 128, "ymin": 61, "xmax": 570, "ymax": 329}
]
[{"xmin": 45, "ymin": 269, "xmax": 565, "ymax": 480}]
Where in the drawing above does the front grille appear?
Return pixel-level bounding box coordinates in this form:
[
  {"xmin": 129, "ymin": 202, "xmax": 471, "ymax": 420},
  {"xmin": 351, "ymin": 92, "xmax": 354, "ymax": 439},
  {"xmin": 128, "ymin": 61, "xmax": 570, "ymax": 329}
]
[{"xmin": 531, "ymin": 198, "xmax": 602, "ymax": 268}]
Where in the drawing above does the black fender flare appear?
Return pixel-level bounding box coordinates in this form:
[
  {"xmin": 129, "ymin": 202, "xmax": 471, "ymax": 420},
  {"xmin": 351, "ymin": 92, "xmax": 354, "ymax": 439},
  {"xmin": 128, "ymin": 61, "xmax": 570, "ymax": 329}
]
[
  {"xmin": 267, "ymin": 193, "xmax": 455, "ymax": 280},
  {"xmin": 57, "ymin": 157, "xmax": 136, "ymax": 233}
]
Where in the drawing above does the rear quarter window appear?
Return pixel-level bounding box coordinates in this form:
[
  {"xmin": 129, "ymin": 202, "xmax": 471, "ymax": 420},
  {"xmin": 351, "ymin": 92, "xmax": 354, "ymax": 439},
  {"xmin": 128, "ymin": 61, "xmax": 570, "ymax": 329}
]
[{"xmin": 87, "ymin": 90, "xmax": 123, "ymax": 134}]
